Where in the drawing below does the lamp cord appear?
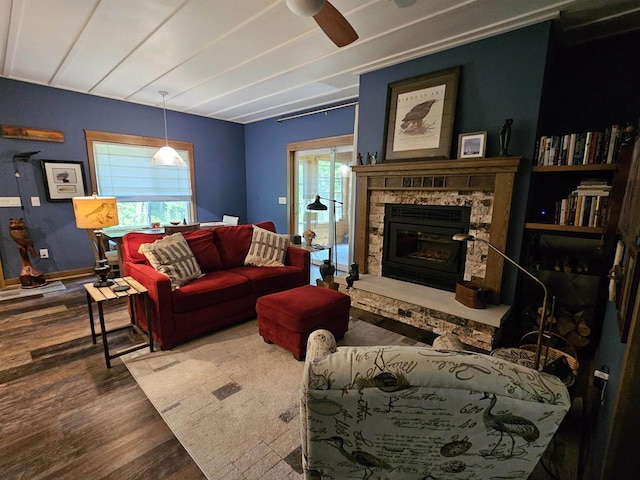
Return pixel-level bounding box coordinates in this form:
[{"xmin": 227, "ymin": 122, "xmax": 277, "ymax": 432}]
[
  {"xmin": 12, "ymin": 158, "xmax": 31, "ymax": 229},
  {"xmin": 161, "ymin": 91, "xmax": 169, "ymax": 145}
]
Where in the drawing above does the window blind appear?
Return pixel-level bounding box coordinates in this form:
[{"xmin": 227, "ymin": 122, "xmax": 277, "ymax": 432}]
[{"xmin": 93, "ymin": 142, "xmax": 191, "ymax": 200}]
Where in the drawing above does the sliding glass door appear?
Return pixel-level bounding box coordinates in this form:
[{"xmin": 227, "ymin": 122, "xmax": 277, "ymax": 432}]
[{"xmin": 289, "ymin": 136, "xmax": 354, "ymax": 273}]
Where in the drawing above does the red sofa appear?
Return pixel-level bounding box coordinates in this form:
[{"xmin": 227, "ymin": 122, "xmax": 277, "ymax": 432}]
[{"xmin": 122, "ymin": 221, "xmax": 310, "ymax": 349}]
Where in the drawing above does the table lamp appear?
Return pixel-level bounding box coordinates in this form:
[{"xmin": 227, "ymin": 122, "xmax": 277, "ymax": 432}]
[
  {"xmin": 452, "ymin": 233, "xmax": 549, "ymax": 370},
  {"xmin": 72, "ymin": 194, "xmax": 119, "ymax": 287}
]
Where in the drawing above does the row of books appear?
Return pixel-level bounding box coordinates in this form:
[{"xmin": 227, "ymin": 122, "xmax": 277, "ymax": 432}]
[
  {"xmin": 553, "ymin": 180, "xmax": 611, "ymax": 228},
  {"xmin": 535, "ymin": 124, "xmax": 625, "ymax": 166}
]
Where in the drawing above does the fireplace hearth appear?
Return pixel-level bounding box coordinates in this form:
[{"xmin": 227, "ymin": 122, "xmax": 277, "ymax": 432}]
[{"xmin": 382, "ymin": 203, "xmax": 471, "ymax": 291}]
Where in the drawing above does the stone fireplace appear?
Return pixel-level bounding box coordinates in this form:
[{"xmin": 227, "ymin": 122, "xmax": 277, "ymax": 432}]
[{"xmin": 338, "ymin": 157, "xmax": 521, "ymax": 351}]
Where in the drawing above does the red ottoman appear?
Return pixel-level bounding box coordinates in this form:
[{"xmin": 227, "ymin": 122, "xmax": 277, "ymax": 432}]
[{"xmin": 256, "ymin": 285, "xmax": 350, "ymax": 360}]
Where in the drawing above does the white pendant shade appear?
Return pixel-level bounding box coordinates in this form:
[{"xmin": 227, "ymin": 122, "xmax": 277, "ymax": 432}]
[
  {"xmin": 285, "ymin": 0, "xmax": 324, "ymax": 17},
  {"xmin": 152, "ymin": 90, "xmax": 186, "ymax": 167},
  {"xmin": 151, "ymin": 146, "xmax": 186, "ymax": 166}
]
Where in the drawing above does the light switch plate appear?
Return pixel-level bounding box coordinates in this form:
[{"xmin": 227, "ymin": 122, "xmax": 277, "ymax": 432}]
[
  {"xmin": 31, "ymin": 196, "xmax": 41, "ymax": 206},
  {"xmin": 0, "ymin": 197, "xmax": 22, "ymax": 207},
  {"xmin": 278, "ymin": 197, "xmax": 287, "ymax": 205}
]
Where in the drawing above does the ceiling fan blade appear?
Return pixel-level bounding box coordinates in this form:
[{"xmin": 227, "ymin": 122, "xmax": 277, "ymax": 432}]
[{"xmin": 313, "ymin": 1, "xmax": 358, "ymax": 47}]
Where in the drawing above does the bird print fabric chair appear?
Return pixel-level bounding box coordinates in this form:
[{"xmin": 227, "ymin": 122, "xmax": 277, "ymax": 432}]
[{"xmin": 301, "ymin": 330, "xmax": 570, "ymax": 480}]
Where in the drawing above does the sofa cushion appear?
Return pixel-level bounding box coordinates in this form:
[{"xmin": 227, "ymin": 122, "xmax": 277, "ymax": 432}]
[
  {"xmin": 171, "ymin": 270, "xmax": 251, "ymax": 313},
  {"xmin": 244, "ymin": 225, "xmax": 290, "ymax": 267},
  {"xmin": 138, "ymin": 233, "xmax": 201, "ymax": 290},
  {"xmin": 230, "ymin": 265, "xmax": 304, "ymax": 295},
  {"xmin": 214, "ymin": 221, "xmax": 276, "ymax": 268},
  {"xmin": 182, "ymin": 229, "xmax": 223, "ymax": 272},
  {"xmin": 123, "ymin": 232, "xmax": 164, "ymax": 264}
]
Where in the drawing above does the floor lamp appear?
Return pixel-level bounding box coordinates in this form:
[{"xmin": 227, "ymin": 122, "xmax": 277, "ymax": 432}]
[
  {"xmin": 72, "ymin": 194, "xmax": 120, "ymax": 288},
  {"xmin": 452, "ymin": 233, "xmax": 549, "ymax": 370},
  {"xmin": 307, "ymin": 194, "xmax": 343, "ymax": 273}
]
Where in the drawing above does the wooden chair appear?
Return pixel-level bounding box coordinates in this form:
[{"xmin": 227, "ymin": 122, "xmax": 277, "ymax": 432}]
[
  {"xmin": 222, "ymin": 215, "xmax": 239, "ymax": 225},
  {"xmin": 85, "ymin": 229, "xmax": 121, "ymax": 278}
]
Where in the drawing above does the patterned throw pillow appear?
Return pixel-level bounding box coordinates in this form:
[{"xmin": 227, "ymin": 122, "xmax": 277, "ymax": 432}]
[
  {"xmin": 244, "ymin": 225, "xmax": 290, "ymax": 267},
  {"xmin": 138, "ymin": 233, "xmax": 201, "ymax": 290}
]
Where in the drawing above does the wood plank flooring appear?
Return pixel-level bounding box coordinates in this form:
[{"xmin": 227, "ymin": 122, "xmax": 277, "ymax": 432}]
[
  {"xmin": 0, "ymin": 275, "xmax": 206, "ymax": 480},
  {"xmin": 1, "ymin": 273, "xmax": 578, "ymax": 479}
]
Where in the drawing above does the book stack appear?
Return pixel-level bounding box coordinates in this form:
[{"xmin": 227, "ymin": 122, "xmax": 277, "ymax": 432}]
[
  {"xmin": 554, "ymin": 180, "xmax": 611, "ymax": 227},
  {"xmin": 535, "ymin": 124, "xmax": 624, "ymax": 166}
]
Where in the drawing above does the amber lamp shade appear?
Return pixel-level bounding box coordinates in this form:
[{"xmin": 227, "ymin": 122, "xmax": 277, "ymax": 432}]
[{"xmin": 72, "ymin": 195, "xmax": 119, "ymax": 287}]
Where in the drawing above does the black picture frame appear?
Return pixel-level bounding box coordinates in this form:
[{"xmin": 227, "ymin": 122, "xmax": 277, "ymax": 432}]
[
  {"xmin": 41, "ymin": 160, "xmax": 87, "ymax": 202},
  {"xmin": 383, "ymin": 66, "xmax": 461, "ymax": 162}
]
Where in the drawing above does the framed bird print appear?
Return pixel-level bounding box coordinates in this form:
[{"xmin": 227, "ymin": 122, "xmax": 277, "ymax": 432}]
[
  {"xmin": 383, "ymin": 66, "xmax": 460, "ymax": 162},
  {"xmin": 41, "ymin": 160, "xmax": 87, "ymax": 201}
]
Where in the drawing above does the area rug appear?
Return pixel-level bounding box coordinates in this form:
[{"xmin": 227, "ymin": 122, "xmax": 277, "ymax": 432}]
[
  {"xmin": 0, "ymin": 280, "xmax": 66, "ymax": 302},
  {"xmin": 122, "ymin": 315, "xmax": 424, "ymax": 480}
]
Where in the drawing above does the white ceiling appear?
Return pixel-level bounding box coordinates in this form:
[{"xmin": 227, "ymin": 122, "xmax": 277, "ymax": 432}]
[{"xmin": 1, "ymin": 0, "xmax": 638, "ymax": 124}]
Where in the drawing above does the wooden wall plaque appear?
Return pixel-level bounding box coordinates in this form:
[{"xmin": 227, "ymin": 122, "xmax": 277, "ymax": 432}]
[{"xmin": 1, "ymin": 125, "xmax": 64, "ymax": 142}]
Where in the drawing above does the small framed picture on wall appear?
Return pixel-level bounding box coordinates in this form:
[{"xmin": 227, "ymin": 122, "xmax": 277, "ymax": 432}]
[
  {"xmin": 458, "ymin": 131, "xmax": 487, "ymax": 159},
  {"xmin": 41, "ymin": 160, "xmax": 87, "ymax": 201}
]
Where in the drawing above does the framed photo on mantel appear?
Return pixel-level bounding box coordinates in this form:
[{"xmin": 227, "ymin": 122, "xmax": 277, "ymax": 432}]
[{"xmin": 383, "ymin": 66, "xmax": 460, "ymax": 162}]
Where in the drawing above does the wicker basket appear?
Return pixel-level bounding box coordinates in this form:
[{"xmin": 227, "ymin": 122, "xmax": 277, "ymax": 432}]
[{"xmin": 519, "ymin": 331, "xmax": 579, "ymax": 376}]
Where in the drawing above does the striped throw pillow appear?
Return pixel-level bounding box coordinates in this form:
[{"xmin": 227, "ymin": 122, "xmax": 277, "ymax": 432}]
[
  {"xmin": 138, "ymin": 233, "xmax": 201, "ymax": 290},
  {"xmin": 244, "ymin": 226, "xmax": 290, "ymax": 267}
]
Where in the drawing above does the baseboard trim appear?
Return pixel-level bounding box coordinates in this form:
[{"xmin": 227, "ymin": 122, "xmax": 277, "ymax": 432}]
[{"xmin": 3, "ymin": 267, "xmax": 94, "ymax": 287}]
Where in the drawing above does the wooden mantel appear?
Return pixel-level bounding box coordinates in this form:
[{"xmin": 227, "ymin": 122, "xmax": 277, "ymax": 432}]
[{"xmin": 352, "ymin": 157, "xmax": 522, "ymax": 303}]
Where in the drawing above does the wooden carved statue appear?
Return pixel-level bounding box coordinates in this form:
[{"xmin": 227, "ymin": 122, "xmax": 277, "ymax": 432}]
[{"xmin": 9, "ymin": 218, "xmax": 46, "ymax": 288}]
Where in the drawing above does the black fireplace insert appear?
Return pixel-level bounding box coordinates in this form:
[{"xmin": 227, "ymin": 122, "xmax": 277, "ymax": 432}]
[{"xmin": 382, "ymin": 204, "xmax": 471, "ymax": 291}]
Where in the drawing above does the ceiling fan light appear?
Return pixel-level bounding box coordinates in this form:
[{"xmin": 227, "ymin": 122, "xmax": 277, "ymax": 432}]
[
  {"xmin": 152, "ymin": 146, "xmax": 186, "ymax": 167},
  {"xmin": 285, "ymin": 0, "xmax": 324, "ymax": 17}
]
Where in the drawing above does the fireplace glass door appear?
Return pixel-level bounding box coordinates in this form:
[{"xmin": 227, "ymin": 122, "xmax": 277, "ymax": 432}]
[{"xmin": 383, "ymin": 204, "xmax": 470, "ymax": 291}]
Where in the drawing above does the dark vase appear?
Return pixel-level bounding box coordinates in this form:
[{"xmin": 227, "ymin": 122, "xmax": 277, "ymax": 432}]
[{"xmin": 319, "ymin": 259, "xmax": 335, "ymax": 281}]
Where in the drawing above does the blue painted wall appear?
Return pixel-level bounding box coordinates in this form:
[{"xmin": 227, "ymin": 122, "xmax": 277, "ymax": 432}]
[
  {"xmin": 357, "ymin": 22, "xmax": 553, "ymax": 303},
  {"xmin": 0, "ymin": 78, "xmax": 246, "ymax": 279},
  {"xmin": 1, "ymin": 23, "xmax": 553, "ymax": 289},
  {"xmin": 244, "ymin": 103, "xmax": 356, "ymax": 232}
]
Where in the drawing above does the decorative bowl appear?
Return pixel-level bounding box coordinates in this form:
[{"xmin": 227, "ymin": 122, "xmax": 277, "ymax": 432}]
[{"xmin": 170, "ymin": 221, "xmax": 180, "ymax": 225}]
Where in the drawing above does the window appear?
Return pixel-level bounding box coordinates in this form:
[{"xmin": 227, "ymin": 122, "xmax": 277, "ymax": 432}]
[{"xmin": 85, "ymin": 130, "xmax": 196, "ymax": 227}]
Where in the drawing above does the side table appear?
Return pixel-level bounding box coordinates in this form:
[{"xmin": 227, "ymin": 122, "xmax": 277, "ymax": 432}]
[{"xmin": 84, "ymin": 276, "xmax": 154, "ymax": 368}]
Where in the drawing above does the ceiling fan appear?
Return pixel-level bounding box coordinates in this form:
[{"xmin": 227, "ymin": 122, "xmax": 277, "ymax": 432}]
[{"xmin": 285, "ymin": 0, "xmax": 358, "ymax": 47}]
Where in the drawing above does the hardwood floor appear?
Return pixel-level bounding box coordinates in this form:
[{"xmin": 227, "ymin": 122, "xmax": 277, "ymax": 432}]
[
  {"xmin": 0, "ymin": 275, "xmax": 206, "ymax": 480},
  {"xmin": 1, "ymin": 273, "xmax": 579, "ymax": 479}
]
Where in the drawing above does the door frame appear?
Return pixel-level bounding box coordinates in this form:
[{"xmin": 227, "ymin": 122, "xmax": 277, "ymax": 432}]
[{"xmin": 286, "ymin": 134, "xmax": 354, "ymax": 238}]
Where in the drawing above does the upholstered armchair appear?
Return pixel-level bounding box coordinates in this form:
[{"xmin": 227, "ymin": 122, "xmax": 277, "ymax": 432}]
[{"xmin": 301, "ymin": 330, "xmax": 571, "ymax": 480}]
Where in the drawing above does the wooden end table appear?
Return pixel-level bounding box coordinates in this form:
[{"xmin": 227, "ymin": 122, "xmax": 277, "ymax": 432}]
[{"xmin": 84, "ymin": 276, "xmax": 154, "ymax": 368}]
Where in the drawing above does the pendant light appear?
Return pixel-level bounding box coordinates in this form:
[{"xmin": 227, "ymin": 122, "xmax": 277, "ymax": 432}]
[{"xmin": 151, "ymin": 91, "xmax": 186, "ymax": 167}]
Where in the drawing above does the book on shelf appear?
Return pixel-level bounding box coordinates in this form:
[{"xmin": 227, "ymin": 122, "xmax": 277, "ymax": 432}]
[
  {"xmin": 551, "ymin": 179, "xmax": 612, "ymax": 228},
  {"xmin": 606, "ymin": 125, "xmax": 622, "ymax": 164},
  {"xmin": 542, "ymin": 137, "xmax": 551, "ymax": 165},
  {"xmin": 536, "ymin": 122, "xmax": 627, "ymax": 167},
  {"xmin": 547, "ymin": 135, "xmax": 558, "ymax": 165},
  {"xmin": 592, "ymin": 131, "xmax": 605, "ymax": 164},
  {"xmin": 566, "ymin": 133, "xmax": 576, "ymax": 164},
  {"xmin": 573, "ymin": 133, "xmax": 586, "ymax": 165},
  {"xmin": 583, "ymin": 132, "xmax": 593, "ymax": 164}
]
